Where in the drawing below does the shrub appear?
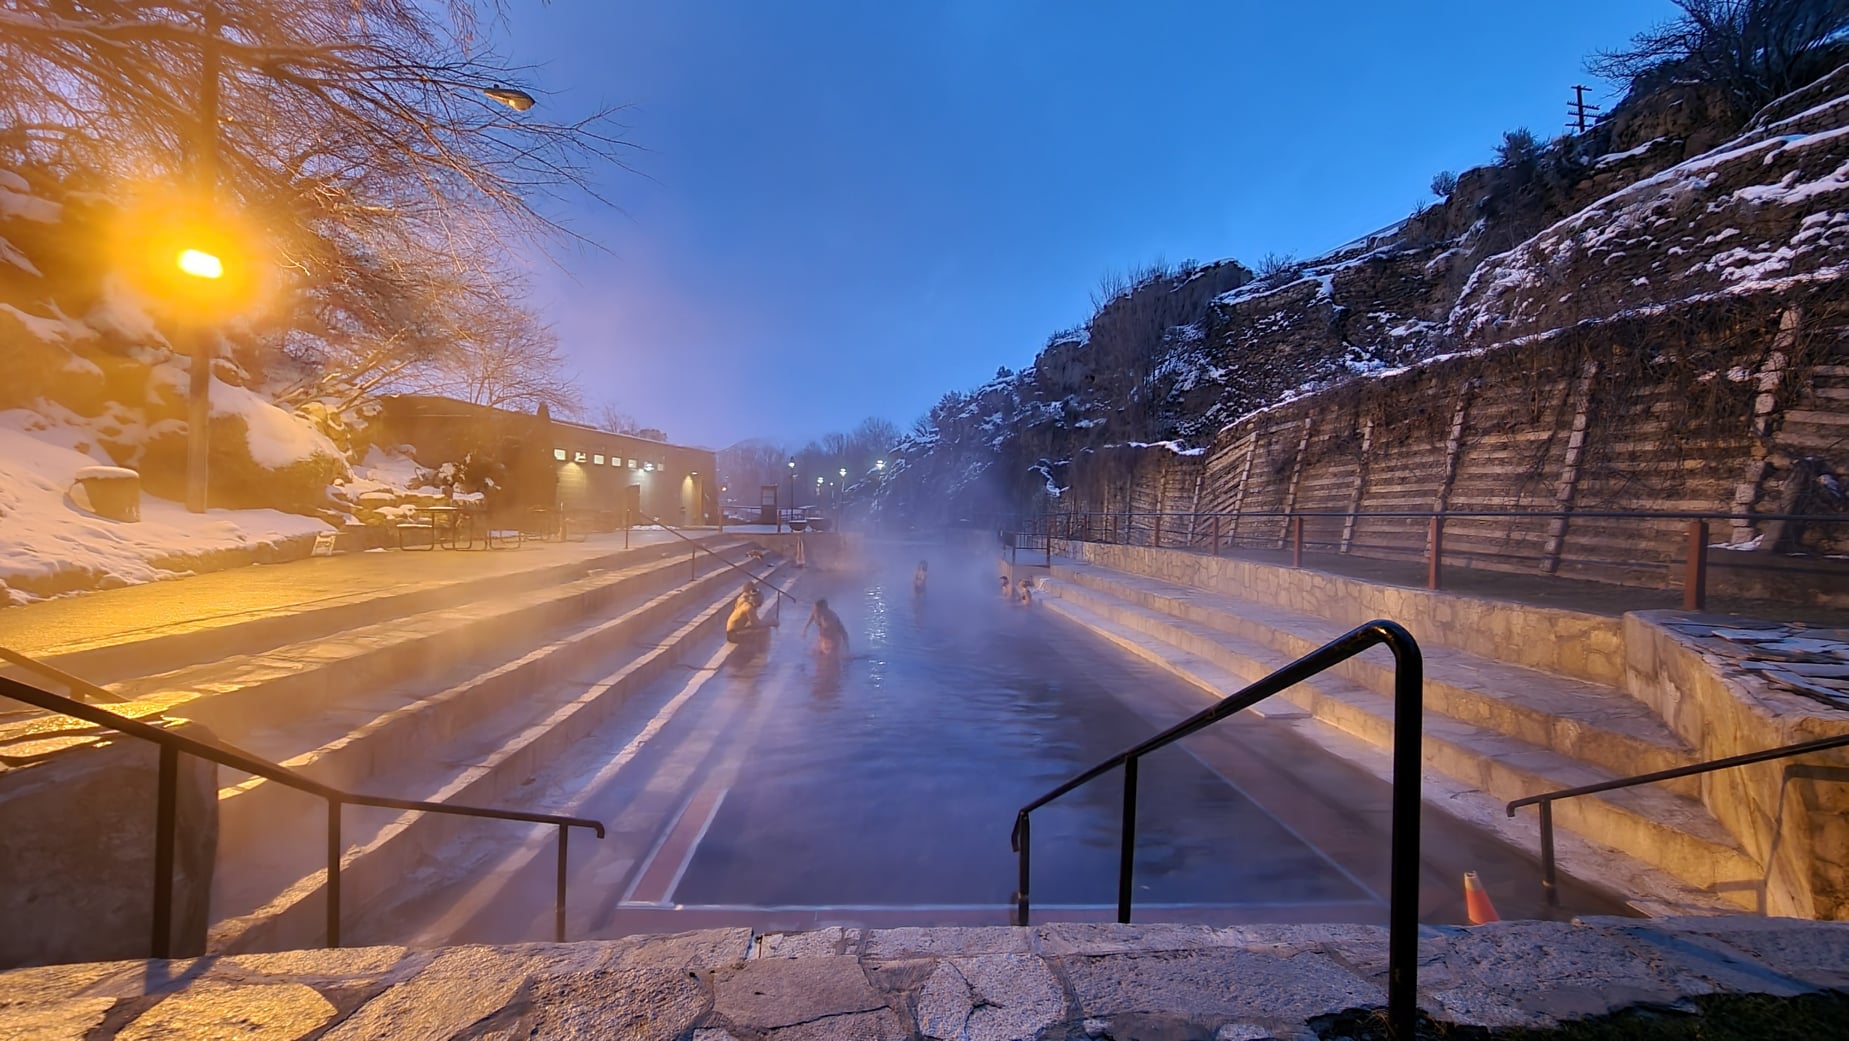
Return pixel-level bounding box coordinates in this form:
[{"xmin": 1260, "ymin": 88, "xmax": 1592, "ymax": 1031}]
[
  {"xmin": 1430, "ymin": 169, "xmax": 1459, "ymax": 197},
  {"xmin": 1495, "ymin": 128, "xmax": 1541, "ymax": 168},
  {"xmin": 1255, "ymin": 252, "xmax": 1301, "ymax": 285}
]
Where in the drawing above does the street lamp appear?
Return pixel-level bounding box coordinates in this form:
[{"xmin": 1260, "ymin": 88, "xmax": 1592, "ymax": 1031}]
[
  {"xmin": 484, "ymin": 85, "xmax": 537, "ymax": 111},
  {"xmin": 876, "ymin": 459, "xmax": 886, "ymax": 472}
]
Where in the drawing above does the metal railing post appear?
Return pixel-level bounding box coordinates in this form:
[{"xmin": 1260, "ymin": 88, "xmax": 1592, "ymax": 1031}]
[
  {"xmin": 1683, "ymin": 520, "xmax": 1708, "ymax": 611},
  {"xmin": 1291, "ymin": 516, "xmax": 1304, "ymax": 568},
  {"xmin": 1212, "ymin": 515, "xmax": 1221, "ymax": 556},
  {"xmin": 1427, "ymin": 517, "xmax": 1444, "ymax": 591},
  {"xmin": 1118, "ymin": 756, "xmax": 1139, "ymax": 924},
  {"xmin": 1538, "ymin": 801, "xmax": 1558, "ymax": 910},
  {"xmin": 556, "ymin": 826, "xmax": 570, "ymax": 942},
  {"xmin": 1385, "ymin": 623, "xmax": 1425, "ymax": 1041},
  {"xmin": 691, "ymin": 544, "xmax": 698, "ymax": 581},
  {"xmin": 1012, "ymin": 814, "xmax": 1031, "ymax": 925},
  {"xmin": 151, "ymin": 744, "xmax": 178, "ymax": 959},
  {"xmin": 326, "ymin": 798, "xmax": 342, "ymax": 947}
]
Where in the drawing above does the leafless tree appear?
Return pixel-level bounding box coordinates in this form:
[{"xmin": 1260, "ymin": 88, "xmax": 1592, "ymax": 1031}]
[
  {"xmin": 0, "ymin": 1, "xmax": 634, "ymax": 408},
  {"xmin": 1590, "ymin": 0, "xmax": 1849, "ymax": 122}
]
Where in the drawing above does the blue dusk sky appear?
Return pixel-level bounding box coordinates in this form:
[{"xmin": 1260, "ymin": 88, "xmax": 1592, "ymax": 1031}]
[{"xmin": 498, "ymin": 0, "xmax": 1671, "ymax": 449}]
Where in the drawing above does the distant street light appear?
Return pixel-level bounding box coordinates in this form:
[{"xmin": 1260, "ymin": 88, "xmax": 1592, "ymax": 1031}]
[
  {"xmin": 484, "ymin": 85, "xmax": 537, "ymax": 111},
  {"xmin": 876, "ymin": 459, "xmax": 886, "ymax": 471}
]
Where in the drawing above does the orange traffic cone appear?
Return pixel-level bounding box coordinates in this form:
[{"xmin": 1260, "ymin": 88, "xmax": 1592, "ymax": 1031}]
[{"xmin": 1463, "ymin": 871, "xmax": 1500, "ymax": 925}]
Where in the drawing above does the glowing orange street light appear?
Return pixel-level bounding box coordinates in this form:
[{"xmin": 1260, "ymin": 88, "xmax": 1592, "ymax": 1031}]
[{"xmin": 176, "ymin": 248, "xmax": 224, "ymax": 280}]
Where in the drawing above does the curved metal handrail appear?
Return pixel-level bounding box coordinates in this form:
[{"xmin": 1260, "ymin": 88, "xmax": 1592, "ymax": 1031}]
[{"xmin": 1009, "ymin": 619, "xmax": 1424, "ymax": 1041}]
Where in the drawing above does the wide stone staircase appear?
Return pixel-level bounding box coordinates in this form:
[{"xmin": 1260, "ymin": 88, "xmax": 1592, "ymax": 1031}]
[
  {"xmin": 16, "ymin": 533, "xmax": 792, "ymax": 956},
  {"xmin": 1032, "ymin": 554, "xmax": 1760, "ymax": 914}
]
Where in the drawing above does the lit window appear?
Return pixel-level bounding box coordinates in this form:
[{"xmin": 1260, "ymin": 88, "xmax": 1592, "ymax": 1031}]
[
  {"xmin": 553, "ymin": 448, "xmax": 566, "ymax": 461},
  {"xmin": 627, "ymin": 459, "xmax": 636, "ymax": 469},
  {"xmin": 643, "ymin": 462, "xmax": 654, "ymax": 472},
  {"xmin": 574, "ymin": 451, "xmax": 587, "ymax": 463},
  {"xmin": 593, "ymin": 454, "xmax": 605, "ymax": 465}
]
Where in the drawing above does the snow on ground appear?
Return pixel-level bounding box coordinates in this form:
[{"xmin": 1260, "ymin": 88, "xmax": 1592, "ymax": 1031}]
[
  {"xmin": 147, "ymin": 364, "xmax": 342, "ymax": 468},
  {"xmin": 0, "ymin": 411, "xmax": 329, "ymax": 602}
]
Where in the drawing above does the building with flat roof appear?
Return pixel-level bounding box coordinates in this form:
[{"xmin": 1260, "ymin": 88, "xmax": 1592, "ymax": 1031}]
[{"xmin": 377, "ymin": 395, "xmax": 718, "ymax": 527}]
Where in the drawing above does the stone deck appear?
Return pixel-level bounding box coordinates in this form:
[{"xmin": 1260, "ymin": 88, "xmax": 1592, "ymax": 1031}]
[{"xmin": 5, "ymin": 919, "xmax": 1847, "ymax": 1040}]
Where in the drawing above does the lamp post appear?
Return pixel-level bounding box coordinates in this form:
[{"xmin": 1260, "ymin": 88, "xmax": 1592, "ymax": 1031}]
[
  {"xmin": 181, "ymin": 1, "xmax": 224, "ymax": 514},
  {"xmin": 786, "ymin": 458, "xmax": 796, "ymax": 532}
]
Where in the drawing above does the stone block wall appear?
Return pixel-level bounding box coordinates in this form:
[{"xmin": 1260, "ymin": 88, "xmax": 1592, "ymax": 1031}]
[
  {"xmin": 1066, "ymin": 541, "xmax": 1626, "ymax": 685},
  {"xmin": 1624, "ymin": 615, "xmax": 1849, "ymax": 919}
]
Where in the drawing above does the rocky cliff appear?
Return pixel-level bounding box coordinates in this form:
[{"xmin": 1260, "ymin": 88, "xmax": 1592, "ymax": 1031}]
[{"xmin": 873, "ymin": 70, "xmax": 1849, "ymax": 528}]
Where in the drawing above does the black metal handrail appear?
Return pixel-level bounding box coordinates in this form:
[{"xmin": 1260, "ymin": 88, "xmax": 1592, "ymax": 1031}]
[
  {"xmin": 0, "ymin": 664, "xmax": 605, "ymax": 957},
  {"xmin": 1009, "ymin": 620, "xmax": 1425, "ymax": 1041},
  {"xmin": 649, "ymin": 516, "xmax": 803, "ymax": 605},
  {"xmin": 1506, "ymin": 732, "xmax": 1849, "ymax": 908}
]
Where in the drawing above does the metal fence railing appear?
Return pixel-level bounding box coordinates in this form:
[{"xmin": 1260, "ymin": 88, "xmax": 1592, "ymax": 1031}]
[{"xmin": 1002, "ymin": 509, "xmax": 1849, "ymax": 610}]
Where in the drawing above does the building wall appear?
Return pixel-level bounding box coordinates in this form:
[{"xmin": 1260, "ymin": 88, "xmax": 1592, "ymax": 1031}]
[{"xmin": 376, "ymin": 397, "xmax": 718, "ymax": 526}]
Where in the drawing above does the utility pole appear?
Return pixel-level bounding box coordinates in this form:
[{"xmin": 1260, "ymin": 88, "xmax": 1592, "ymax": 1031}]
[
  {"xmin": 185, "ymin": 0, "xmax": 223, "ymax": 513},
  {"xmin": 1566, "ymin": 84, "xmax": 1600, "ymax": 135}
]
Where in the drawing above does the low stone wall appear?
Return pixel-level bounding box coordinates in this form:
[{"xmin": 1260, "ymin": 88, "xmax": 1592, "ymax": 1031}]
[
  {"xmin": 0, "ymin": 718, "xmax": 217, "ymax": 969},
  {"xmin": 1625, "ymin": 614, "xmax": 1849, "ymax": 919},
  {"xmin": 6, "ymin": 920, "xmax": 1848, "ymax": 1039},
  {"xmin": 1067, "ymin": 540, "xmax": 1626, "ymax": 685}
]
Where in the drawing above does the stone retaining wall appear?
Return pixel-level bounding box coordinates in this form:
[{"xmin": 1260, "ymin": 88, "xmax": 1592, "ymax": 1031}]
[
  {"xmin": 6, "ymin": 919, "xmax": 1847, "ymax": 1039},
  {"xmin": 1066, "ymin": 540, "xmax": 1626, "ymax": 685},
  {"xmin": 1626, "ymin": 614, "xmax": 1849, "ymax": 920}
]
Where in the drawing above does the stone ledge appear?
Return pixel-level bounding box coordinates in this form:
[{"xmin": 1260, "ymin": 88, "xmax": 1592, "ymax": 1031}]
[{"xmin": 3, "ymin": 919, "xmax": 1847, "ymax": 1039}]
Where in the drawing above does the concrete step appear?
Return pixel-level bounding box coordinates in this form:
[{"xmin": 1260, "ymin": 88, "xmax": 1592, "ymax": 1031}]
[
  {"xmin": 107, "ymin": 538, "xmax": 756, "ymax": 743},
  {"xmin": 1048, "ymin": 558, "xmax": 1700, "ymax": 795},
  {"xmin": 1037, "ymin": 578, "xmax": 1760, "ymax": 911},
  {"xmin": 209, "ymin": 561, "xmax": 790, "ymax": 954},
  {"xmin": 27, "ymin": 534, "xmax": 732, "ymax": 686},
  {"xmin": 212, "ymin": 543, "xmax": 775, "ymax": 862}
]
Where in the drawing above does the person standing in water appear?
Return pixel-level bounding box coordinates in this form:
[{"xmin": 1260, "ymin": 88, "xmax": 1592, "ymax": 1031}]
[
  {"xmin": 913, "ymin": 560, "xmax": 928, "ymax": 594},
  {"xmin": 802, "ymin": 597, "xmax": 850, "ymax": 657},
  {"xmin": 999, "ymin": 574, "xmax": 1012, "ymax": 598}
]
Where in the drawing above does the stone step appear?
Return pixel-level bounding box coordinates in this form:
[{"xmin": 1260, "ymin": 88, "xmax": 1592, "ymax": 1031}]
[
  {"xmin": 1037, "ymin": 581, "xmax": 1760, "ymax": 911},
  {"xmin": 28, "ymin": 535, "xmax": 730, "ymax": 686},
  {"xmin": 212, "ymin": 543, "xmax": 774, "ymax": 868},
  {"xmin": 106, "ymin": 538, "xmax": 756, "ymax": 743},
  {"xmin": 1048, "ymin": 558, "xmax": 1700, "ymax": 794},
  {"xmin": 209, "ymin": 562, "xmax": 789, "ymax": 954}
]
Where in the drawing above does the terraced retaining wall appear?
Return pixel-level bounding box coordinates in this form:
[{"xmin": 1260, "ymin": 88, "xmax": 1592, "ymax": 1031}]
[{"xmin": 1068, "ymin": 306, "xmax": 1848, "ymax": 606}]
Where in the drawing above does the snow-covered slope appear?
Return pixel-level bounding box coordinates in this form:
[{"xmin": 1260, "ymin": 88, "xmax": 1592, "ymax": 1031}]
[{"xmin": 0, "ymin": 411, "xmax": 329, "ymax": 601}]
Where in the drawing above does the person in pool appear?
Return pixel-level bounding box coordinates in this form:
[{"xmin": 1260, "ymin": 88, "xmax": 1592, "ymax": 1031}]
[
  {"xmin": 999, "ymin": 574, "xmax": 1012, "ymax": 598},
  {"xmin": 913, "ymin": 560, "xmax": 928, "ymax": 593},
  {"xmin": 725, "ymin": 582, "xmax": 773, "ymax": 643},
  {"xmin": 802, "ymin": 597, "xmax": 850, "ymax": 657},
  {"xmin": 1016, "ymin": 577, "xmax": 1034, "ymax": 605}
]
